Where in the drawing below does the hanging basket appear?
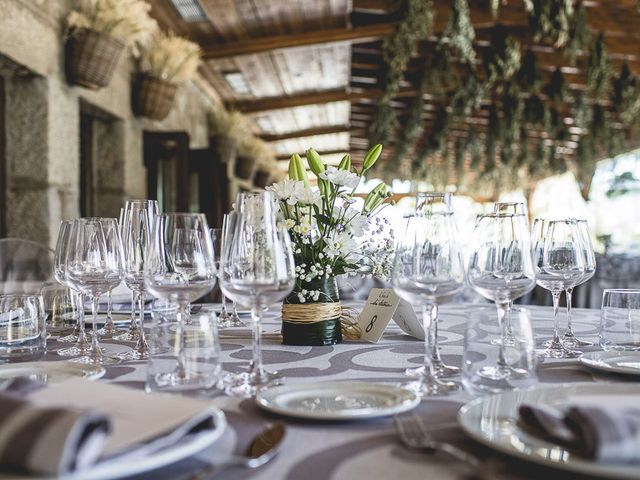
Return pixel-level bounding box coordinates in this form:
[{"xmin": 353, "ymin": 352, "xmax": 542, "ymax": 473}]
[
  {"xmin": 65, "ymin": 28, "xmax": 124, "ymax": 90},
  {"xmin": 133, "ymin": 73, "xmax": 177, "ymax": 121},
  {"xmin": 235, "ymin": 155, "xmax": 257, "ymax": 180},
  {"xmin": 254, "ymin": 169, "xmax": 272, "ymax": 188},
  {"xmin": 282, "ymin": 276, "xmax": 343, "ymax": 346},
  {"xmin": 212, "ymin": 135, "xmax": 237, "ymax": 164}
]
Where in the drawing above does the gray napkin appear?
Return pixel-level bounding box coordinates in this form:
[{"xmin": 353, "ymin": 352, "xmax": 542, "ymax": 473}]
[
  {"xmin": 0, "ymin": 377, "xmax": 111, "ymax": 475},
  {"xmin": 519, "ymin": 402, "xmax": 640, "ymax": 463}
]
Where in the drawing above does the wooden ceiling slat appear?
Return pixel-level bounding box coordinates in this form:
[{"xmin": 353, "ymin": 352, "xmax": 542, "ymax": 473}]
[{"xmin": 258, "ymin": 124, "xmax": 351, "ymax": 142}]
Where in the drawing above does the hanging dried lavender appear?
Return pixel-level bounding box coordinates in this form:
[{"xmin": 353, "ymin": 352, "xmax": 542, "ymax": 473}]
[
  {"xmin": 587, "ymin": 33, "xmax": 613, "ymax": 98},
  {"xmin": 613, "ymin": 62, "xmax": 640, "ymax": 124},
  {"xmin": 443, "ymin": 0, "xmax": 476, "ymax": 66}
]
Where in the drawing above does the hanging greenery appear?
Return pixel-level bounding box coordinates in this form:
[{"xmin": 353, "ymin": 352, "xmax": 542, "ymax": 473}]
[
  {"xmin": 394, "ymin": 85, "xmax": 424, "ymax": 165},
  {"xmin": 451, "ymin": 68, "xmax": 485, "ymax": 118},
  {"xmin": 516, "ymin": 49, "xmax": 544, "ymax": 93},
  {"xmin": 564, "ymin": 1, "xmax": 591, "ymax": 65},
  {"xmin": 485, "ymin": 105, "xmax": 501, "ymax": 169},
  {"xmin": 587, "ymin": 33, "xmax": 613, "ymax": 98},
  {"xmin": 523, "ymin": 94, "xmax": 548, "ymax": 127},
  {"xmin": 416, "ymin": 105, "xmax": 450, "ymax": 164},
  {"xmin": 574, "ymin": 92, "xmax": 592, "ymax": 131},
  {"xmin": 613, "ymin": 63, "xmax": 640, "ymax": 124},
  {"xmin": 369, "ymin": 0, "xmax": 434, "ymax": 147},
  {"xmin": 501, "ymin": 83, "xmax": 523, "ymax": 152},
  {"xmin": 526, "ymin": 0, "xmax": 574, "ymax": 48},
  {"xmin": 442, "ymin": 0, "xmax": 476, "ymax": 66},
  {"xmin": 454, "ymin": 138, "xmax": 466, "ymax": 185},
  {"xmin": 468, "ymin": 126, "xmax": 483, "ymax": 171},
  {"xmin": 424, "ymin": 44, "xmax": 452, "ymax": 98},
  {"xmin": 483, "ymin": 26, "xmax": 522, "ymax": 88},
  {"xmin": 544, "ymin": 67, "xmax": 569, "ymax": 104}
]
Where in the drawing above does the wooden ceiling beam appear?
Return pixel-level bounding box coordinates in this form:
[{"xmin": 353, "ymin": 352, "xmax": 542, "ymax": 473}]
[
  {"xmin": 258, "ymin": 124, "xmax": 351, "ymax": 142},
  {"xmin": 202, "ymin": 23, "xmax": 395, "ymax": 59},
  {"xmin": 275, "ymin": 148, "xmax": 352, "ymax": 161}
]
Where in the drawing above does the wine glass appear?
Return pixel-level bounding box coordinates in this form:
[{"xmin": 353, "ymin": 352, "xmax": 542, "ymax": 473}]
[
  {"xmin": 96, "ymin": 290, "xmax": 118, "ymax": 338},
  {"xmin": 406, "ymin": 192, "xmax": 460, "ymax": 378},
  {"xmin": 220, "ymin": 192, "xmax": 295, "ymax": 397},
  {"xmin": 537, "ymin": 219, "xmax": 585, "ymax": 358},
  {"xmin": 391, "ymin": 214, "xmax": 465, "ymax": 396},
  {"xmin": 561, "ymin": 219, "xmax": 596, "ymax": 347},
  {"xmin": 54, "ymin": 220, "xmax": 90, "ymax": 355},
  {"xmin": 118, "ymin": 201, "xmax": 157, "ymax": 360},
  {"xmin": 494, "ymin": 202, "xmax": 528, "ymax": 217},
  {"xmin": 467, "ymin": 213, "xmax": 536, "ymax": 379},
  {"xmin": 144, "ymin": 213, "xmax": 217, "ymax": 389},
  {"xmin": 211, "ymin": 228, "xmax": 230, "ymax": 328},
  {"xmin": 65, "ymin": 218, "xmax": 123, "ymax": 365},
  {"xmin": 114, "ymin": 207, "xmax": 138, "ymax": 343},
  {"xmin": 222, "ymin": 213, "xmax": 244, "ymax": 327}
]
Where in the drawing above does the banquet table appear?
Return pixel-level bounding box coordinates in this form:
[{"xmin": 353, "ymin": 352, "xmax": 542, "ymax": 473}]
[{"xmin": 44, "ymin": 302, "xmax": 636, "ymax": 480}]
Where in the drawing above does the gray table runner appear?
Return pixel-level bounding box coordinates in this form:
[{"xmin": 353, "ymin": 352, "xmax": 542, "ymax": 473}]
[{"xmin": 43, "ymin": 303, "xmax": 631, "ymax": 479}]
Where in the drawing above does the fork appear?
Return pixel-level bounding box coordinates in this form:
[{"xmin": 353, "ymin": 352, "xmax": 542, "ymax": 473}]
[{"xmin": 393, "ymin": 414, "xmax": 481, "ymax": 468}]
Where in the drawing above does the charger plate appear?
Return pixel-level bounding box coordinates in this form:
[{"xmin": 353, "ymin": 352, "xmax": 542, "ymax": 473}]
[{"xmin": 580, "ymin": 351, "xmax": 640, "ymax": 375}]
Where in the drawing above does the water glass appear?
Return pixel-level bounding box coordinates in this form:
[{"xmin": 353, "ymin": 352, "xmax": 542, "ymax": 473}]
[
  {"xmin": 146, "ymin": 306, "xmax": 221, "ymax": 393},
  {"xmin": 40, "ymin": 283, "xmax": 78, "ymax": 335},
  {"xmin": 462, "ymin": 307, "xmax": 537, "ymax": 395},
  {"xmin": 600, "ymin": 289, "xmax": 640, "ymax": 351},
  {"xmin": 0, "ymin": 294, "xmax": 46, "ymax": 362}
]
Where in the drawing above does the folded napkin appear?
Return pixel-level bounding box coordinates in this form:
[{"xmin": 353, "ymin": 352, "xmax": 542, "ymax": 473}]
[
  {"xmin": 0, "ymin": 378, "xmax": 111, "ymax": 475},
  {"xmin": 519, "ymin": 397, "xmax": 640, "ymax": 463}
]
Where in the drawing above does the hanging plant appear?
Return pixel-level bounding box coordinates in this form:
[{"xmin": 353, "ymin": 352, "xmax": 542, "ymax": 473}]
[
  {"xmin": 416, "ymin": 105, "xmax": 450, "ymax": 165},
  {"xmin": 424, "ymin": 43, "xmax": 452, "ymax": 98},
  {"xmin": 587, "ymin": 33, "xmax": 613, "ymax": 98},
  {"xmin": 483, "ymin": 26, "xmax": 522, "ymax": 87},
  {"xmin": 468, "ymin": 126, "xmax": 483, "ymax": 171},
  {"xmin": 454, "ymin": 138, "xmax": 466, "ymax": 186},
  {"xmin": 393, "ymin": 85, "xmax": 425, "ymax": 165},
  {"xmin": 485, "ymin": 105, "xmax": 501, "ymax": 170},
  {"xmin": 526, "ymin": 0, "xmax": 574, "ymax": 48},
  {"xmin": 443, "ymin": 0, "xmax": 476, "ymax": 66},
  {"xmin": 501, "ymin": 83, "xmax": 523, "ymax": 149},
  {"xmin": 544, "ymin": 67, "xmax": 569, "ymax": 104},
  {"xmin": 523, "ymin": 94, "xmax": 548, "ymax": 127},
  {"xmin": 564, "ymin": 1, "xmax": 591, "ymax": 66},
  {"xmin": 451, "ymin": 68, "xmax": 486, "ymax": 118},
  {"xmin": 613, "ymin": 63, "xmax": 640, "ymax": 124},
  {"xmin": 516, "ymin": 49, "xmax": 544, "ymax": 94},
  {"xmin": 574, "ymin": 92, "xmax": 592, "ymax": 131},
  {"xmin": 370, "ymin": 0, "xmax": 434, "ymax": 146},
  {"xmin": 516, "ymin": 128, "xmax": 531, "ymax": 168}
]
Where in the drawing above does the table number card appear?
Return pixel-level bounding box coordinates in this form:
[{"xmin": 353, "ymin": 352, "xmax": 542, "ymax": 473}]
[{"xmin": 355, "ymin": 288, "xmax": 421, "ymax": 342}]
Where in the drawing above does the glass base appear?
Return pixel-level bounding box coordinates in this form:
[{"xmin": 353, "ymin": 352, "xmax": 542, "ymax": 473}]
[
  {"xmin": 406, "ymin": 360, "xmax": 460, "ymax": 379},
  {"xmin": 113, "ymin": 329, "xmax": 139, "ymax": 342},
  {"xmin": 97, "ymin": 322, "xmax": 121, "ymax": 338},
  {"xmin": 118, "ymin": 348, "xmax": 149, "ymax": 361},
  {"xmin": 69, "ymin": 352, "xmax": 120, "ymax": 366},
  {"xmin": 57, "ymin": 339, "xmax": 91, "ymax": 357},
  {"xmin": 562, "ymin": 332, "xmax": 593, "ymax": 347},
  {"xmin": 223, "ymin": 369, "xmax": 281, "ymax": 398},
  {"xmin": 58, "ymin": 333, "xmax": 80, "ymax": 343},
  {"xmin": 404, "ymin": 376, "xmax": 459, "ymax": 397},
  {"xmin": 148, "ymin": 370, "xmax": 221, "ymax": 393},
  {"xmin": 536, "ymin": 344, "xmax": 582, "ymax": 359}
]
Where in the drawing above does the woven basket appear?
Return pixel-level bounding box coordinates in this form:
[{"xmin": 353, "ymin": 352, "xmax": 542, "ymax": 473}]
[
  {"xmin": 65, "ymin": 28, "xmax": 124, "ymax": 89},
  {"xmin": 235, "ymin": 155, "xmax": 257, "ymax": 180},
  {"xmin": 254, "ymin": 169, "xmax": 272, "ymax": 188},
  {"xmin": 133, "ymin": 74, "xmax": 177, "ymax": 121}
]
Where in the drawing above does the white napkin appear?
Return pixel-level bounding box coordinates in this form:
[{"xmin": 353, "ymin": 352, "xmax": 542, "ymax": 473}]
[{"xmin": 519, "ymin": 395, "xmax": 640, "ymax": 463}]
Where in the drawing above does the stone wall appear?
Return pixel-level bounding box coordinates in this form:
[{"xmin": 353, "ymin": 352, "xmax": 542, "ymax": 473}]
[{"xmin": 0, "ymin": 0, "xmax": 221, "ymax": 248}]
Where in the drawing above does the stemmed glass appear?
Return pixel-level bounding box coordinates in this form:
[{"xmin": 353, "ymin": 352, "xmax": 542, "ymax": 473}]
[
  {"xmin": 391, "ymin": 214, "xmax": 465, "ymax": 396},
  {"xmin": 222, "ymin": 213, "xmax": 244, "ymax": 327},
  {"xmin": 561, "ymin": 219, "xmax": 596, "ymax": 347},
  {"xmin": 406, "ymin": 192, "xmax": 460, "ymax": 378},
  {"xmin": 118, "ymin": 201, "xmax": 157, "ymax": 360},
  {"xmin": 144, "ymin": 213, "xmax": 217, "ymax": 387},
  {"xmin": 494, "ymin": 202, "xmax": 528, "ymax": 217},
  {"xmin": 467, "ymin": 213, "xmax": 536, "ymax": 379},
  {"xmin": 65, "ymin": 218, "xmax": 123, "ymax": 365},
  {"xmin": 54, "ymin": 220, "xmax": 90, "ymax": 356},
  {"xmin": 536, "ymin": 219, "xmax": 585, "ymax": 358},
  {"xmin": 220, "ymin": 192, "xmax": 295, "ymax": 397},
  {"xmin": 96, "ymin": 290, "xmax": 118, "ymax": 337}
]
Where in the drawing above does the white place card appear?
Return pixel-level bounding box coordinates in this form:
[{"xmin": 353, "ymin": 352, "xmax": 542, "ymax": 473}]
[{"xmin": 354, "ymin": 288, "xmax": 421, "ymax": 342}]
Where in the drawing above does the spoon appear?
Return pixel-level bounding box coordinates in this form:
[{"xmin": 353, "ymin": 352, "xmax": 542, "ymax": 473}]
[{"xmin": 190, "ymin": 422, "xmax": 286, "ymax": 479}]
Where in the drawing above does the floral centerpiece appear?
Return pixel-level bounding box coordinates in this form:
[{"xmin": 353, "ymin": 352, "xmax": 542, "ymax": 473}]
[{"xmin": 267, "ymin": 145, "xmax": 394, "ymax": 345}]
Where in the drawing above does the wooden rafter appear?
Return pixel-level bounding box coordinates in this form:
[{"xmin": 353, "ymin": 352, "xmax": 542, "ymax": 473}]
[
  {"xmin": 258, "ymin": 124, "xmax": 351, "ymax": 142},
  {"xmin": 275, "ymin": 148, "xmax": 353, "ymax": 161}
]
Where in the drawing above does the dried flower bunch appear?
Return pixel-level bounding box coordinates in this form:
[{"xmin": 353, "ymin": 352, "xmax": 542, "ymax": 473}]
[
  {"xmin": 140, "ymin": 31, "xmax": 202, "ymax": 84},
  {"xmin": 208, "ymin": 108, "xmax": 250, "ymax": 142},
  {"xmin": 238, "ymin": 136, "xmax": 275, "ymax": 163},
  {"xmin": 66, "ymin": 0, "xmax": 158, "ymax": 56}
]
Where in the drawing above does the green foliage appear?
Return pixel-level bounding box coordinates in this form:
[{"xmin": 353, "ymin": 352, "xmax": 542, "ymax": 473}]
[
  {"xmin": 526, "ymin": 0, "xmax": 574, "ymax": 48},
  {"xmin": 544, "ymin": 67, "xmax": 569, "ymax": 104},
  {"xmin": 523, "ymin": 94, "xmax": 548, "ymax": 127},
  {"xmin": 424, "ymin": 44, "xmax": 452, "ymax": 97},
  {"xmin": 451, "ymin": 68, "xmax": 485, "ymax": 118},
  {"xmin": 483, "ymin": 26, "xmax": 522, "ymax": 88},
  {"xmin": 516, "ymin": 49, "xmax": 544, "ymax": 93},
  {"xmin": 613, "ymin": 63, "xmax": 640, "ymax": 124},
  {"xmin": 443, "ymin": 0, "xmax": 476, "ymax": 65},
  {"xmin": 574, "ymin": 92, "xmax": 592, "ymax": 130},
  {"xmin": 564, "ymin": 1, "xmax": 591, "ymax": 65},
  {"xmin": 587, "ymin": 33, "xmax": 613, "ymax": 98}
]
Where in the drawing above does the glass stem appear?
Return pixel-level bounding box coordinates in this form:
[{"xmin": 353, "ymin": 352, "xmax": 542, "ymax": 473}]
[
  {"xmin": 430, "ymin": 304, "xmax": 441, "ymax": 362},
  {"xmin": 128, "ymin": 291, "xmax": 138, "ymax": 334},
  {"xmin": 550, "ymin": 290, "xmax": 562, "ymax": 348},
  {"xmin": 105, "ymin": 290, "xmax": 114, "ymax": 329},
  {"xmin": 76, "ymin": 292, "xmax": 87, "ymax": 344},
  {"xmin": 221, "ymin": 295, "xmax": 228, "ymax": 315},
  {"xmin": 565, "ymin": 287, "xmax": 574, "ymax": 336},
  {"xmin": 495, "ymin": 301, "xmax": 510, "ymax": 369},
  {"xmin": 175, "ymin": 302, "xmax": 189, "ymax": 380},
  {"xmin": 250, "ymin": 307, "xmax": 265, "ymax": 380},
  {"xmin": 504, "ymin": 300, "xmax": 514, "ymax": 338},
  {"xmin": 134, "ymin": 291, "xmax": 147, "ymax": 353},
  {"xmin": 91, "ymin": 296, "xmax": 101, "ymax": 357},
  {"xmin": 421, "ymin": 303, "xmax": 436, "ymax": 380}
]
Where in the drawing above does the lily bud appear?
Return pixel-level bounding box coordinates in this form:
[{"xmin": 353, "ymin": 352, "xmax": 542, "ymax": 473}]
[
  {"xmin": 338, "ymin": 154, "xmax": 351, "ymax": 171},
  {"xmin": 288, "ymin": 154, "xmax": 300, "ymax": 180},
  {"xmin": 362, "ymin": 144, "xmax": 383, "ymax": 172},
  {"xmin": 363, "ymin": 182, "xmax": 389, "ymax": 213},
  {"xmin": 289, "ymin": 153, "xmax": 310, "ymax": 187},
  {"xmin": 306, "ymin": 148, "xmax": 326, "ymax": 176}
]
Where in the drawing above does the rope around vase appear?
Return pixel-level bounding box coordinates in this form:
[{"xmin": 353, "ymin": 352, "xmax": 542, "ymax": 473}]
[{"xmin": 281, "ymin": 303, "xmax": 362, "ymax": 340}]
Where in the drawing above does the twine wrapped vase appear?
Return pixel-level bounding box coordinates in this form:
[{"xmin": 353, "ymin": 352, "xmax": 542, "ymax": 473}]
[
  {"xmin": 282, "ymin": 276, "xmax": 343, "ymax": 346},
  {"xmin": 132, "ymin": 73, "xmax": 177, "ymax": 121},
  {"xmin": 65, "ymin": 28, "xmax": 124, "ymax": 89}
]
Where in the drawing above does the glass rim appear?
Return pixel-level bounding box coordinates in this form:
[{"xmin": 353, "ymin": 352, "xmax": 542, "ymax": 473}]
[
  {"xmin": 76, "ymin": 217, "xmax": 118, "ymax": 223},
  {"xmin": 603, "ymin": 288, "xmax": 640, "ymax": 294},
  {"xmin": 476, "ymin": 212, "xmax": 526, "ymax": 218},
  {"xmin": 0, "ymin": 293, "xmax": 43, "ymax": 299},
  {"xmin": 158, "ymin": 212, "xmax": 207, "ymax": 218},
  {"xmin": 468, "ymin": 305, "xmax": 531, "ymax": 313}
]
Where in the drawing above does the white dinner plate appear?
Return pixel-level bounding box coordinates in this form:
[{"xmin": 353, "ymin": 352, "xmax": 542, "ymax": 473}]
[
  {"xmin": 0, "ymin": 409, "xmax": 226, "ymax": 480},
  {"xmin": 0, "ymin": 361, "xmax": 105, "ymax": 384},
  {"xmin": 580, "ymin": 351, "xmax": 640, "ymax": 375},
  {"xmin": 458, "ymin": 383, "xmax": 640, "ymax": 479},
  {"xmin": 256, "ymin": 381, "xmax": 419, "ymax": 420}
]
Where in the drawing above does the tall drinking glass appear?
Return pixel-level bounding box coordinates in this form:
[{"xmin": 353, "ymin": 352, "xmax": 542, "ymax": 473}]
[
  {"xmin": 537, "ymin": 219, "xmax": 585, "ymax": 358},
  {"xmin": 562, "ymin": 219, "xmax": 596, "ymax": 347},
  {"xmin": 144, "ymin": 213, "xmax": 217, "ymax": 389},
  {"xmin": 222, "ymin": 213, "xmax": 243, "ymax": 327},
  {"xmin": 119, "ymin": 201, "xmax": 157, "ymax": 360},
  {"xmin": 494, "ymin": 202, "xmax": 528, "ymax": 217},
  {"xmin": 467, "ymin": 213, "xmax": 536, "ymax": 379},
  {"xmin": 65, "ymin": 218, "xmax": 123, "ymax": 365},
  {"xmin": 220, "ymin": 192, "xmax": 295, "ymax": 397},
  {"xmin": 54, "ymin": 221, "xmax": 90, "ymax": 356},
  {"xmin": 391, "ymin": 215, "xmax": 465, "ymax": 396}
]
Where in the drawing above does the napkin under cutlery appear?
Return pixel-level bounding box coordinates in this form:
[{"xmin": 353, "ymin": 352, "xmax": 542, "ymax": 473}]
[
  {"xmin": 0, "ymin": 377, "xmax": 224, "ymax": 476},
  {"xmin": 519, "ymin": 396, "xmax": 640, "ymax": 463}
]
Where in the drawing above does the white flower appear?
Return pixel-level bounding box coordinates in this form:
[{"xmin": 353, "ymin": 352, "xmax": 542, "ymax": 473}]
[
  {"xmin": 294, "ymin": 221, "xmax": 312, "ymax": 235},
  {"xmin": 296, "ymin": 187, "xmax": 322, "ymax": 206},
  {"xmin": 344, "ymin": 208, "xmax": 368, "ymax": 236},
  {"xmin": 266, "ymin": 180, "xmax": 305, "ymax": 206},
  {"xmin": 326, "ymin": 232, "xmax": 358, "ymax": 258},
  {"xmin": 319, "ymin": 166, "xmax": 360, "ymax": 189},
  {"xmin": 285, "ymin": 218, "xmax": 295, "ymax": 229}
]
